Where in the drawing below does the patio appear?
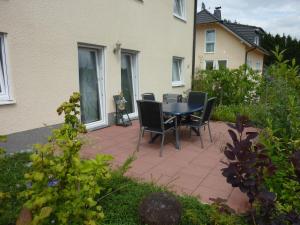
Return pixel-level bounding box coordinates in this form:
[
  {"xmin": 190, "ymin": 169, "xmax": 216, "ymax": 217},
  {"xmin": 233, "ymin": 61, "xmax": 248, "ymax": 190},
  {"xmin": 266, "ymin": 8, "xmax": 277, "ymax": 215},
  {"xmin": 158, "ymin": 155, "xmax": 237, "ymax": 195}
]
[{"xmin": 81, "ymin": 120, "xmax": 250, "ymax": 213}]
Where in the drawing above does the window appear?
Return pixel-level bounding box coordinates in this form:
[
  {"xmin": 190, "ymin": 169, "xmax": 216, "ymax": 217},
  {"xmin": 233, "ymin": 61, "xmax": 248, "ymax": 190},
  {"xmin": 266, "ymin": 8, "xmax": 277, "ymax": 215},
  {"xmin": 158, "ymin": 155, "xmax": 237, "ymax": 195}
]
[
  {"xmin": 172, "ymin": 57, "xmax": 184, "ymax": 86},
  {"xmin": 218, "ymin": 60, "xmax": 227, "ymax": 69},
  {"xmin": 0, "ymin": 34, "xmax": 11, "ymax": 102},
  {"xmin": 205, "ymin": 30, "xmax": 216, "ymax": 53},
  {"xmin": 256, "ymin": 61, "xmax": 261, "ymax": 72},
  {"xmin": 205, "ymin": 60, "xmax": 214, "ymax": 70},
  {"xmin": 254, "ymin": 36, "xmax": 259, "ymax": 45},
  {"xmin": 173, "ymin": 0, "xmax": 186, "ymax": 20}
]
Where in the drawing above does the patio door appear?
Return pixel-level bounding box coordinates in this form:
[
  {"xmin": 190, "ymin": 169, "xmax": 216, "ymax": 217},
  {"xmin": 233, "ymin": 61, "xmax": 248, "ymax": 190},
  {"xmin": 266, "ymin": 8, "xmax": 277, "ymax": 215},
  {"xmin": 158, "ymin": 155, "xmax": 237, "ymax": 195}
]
[
  {"xmin": 78, "ymin": 46, "xmax": 106, "ymax": 129},
  {"xmin": 121, "ymin": 51, "xmax": 138, "ymax": 118}
]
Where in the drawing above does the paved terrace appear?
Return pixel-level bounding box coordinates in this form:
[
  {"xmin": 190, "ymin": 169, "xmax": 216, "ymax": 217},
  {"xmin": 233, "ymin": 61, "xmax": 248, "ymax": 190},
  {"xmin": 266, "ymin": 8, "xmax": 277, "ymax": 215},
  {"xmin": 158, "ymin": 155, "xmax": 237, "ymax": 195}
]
[{"xmin": 81, "ymin": 120, "xmax": 249, "ymax": 212}]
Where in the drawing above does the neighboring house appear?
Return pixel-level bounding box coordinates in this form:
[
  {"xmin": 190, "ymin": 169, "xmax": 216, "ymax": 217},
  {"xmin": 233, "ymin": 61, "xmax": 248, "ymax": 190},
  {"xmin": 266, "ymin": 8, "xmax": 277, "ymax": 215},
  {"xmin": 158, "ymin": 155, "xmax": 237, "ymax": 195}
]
[
  {"xmin": 195, "ymin": 4, "xmax": 269, "ymax": 71},
  {"xmin": 0, "ymin": 0, "xmax": 195, "ymax": 151}
]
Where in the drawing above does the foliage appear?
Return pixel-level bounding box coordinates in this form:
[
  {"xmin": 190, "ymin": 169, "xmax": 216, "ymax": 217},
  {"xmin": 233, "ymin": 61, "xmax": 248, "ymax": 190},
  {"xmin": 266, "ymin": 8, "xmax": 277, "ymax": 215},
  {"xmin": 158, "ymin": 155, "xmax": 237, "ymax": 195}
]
[
  {"xmin": 0, "ymin": 153, "xmax": 31, "ymax": 225},
  {"xmin": 212, "ymin": 104, "xmax": 267, "ymax": 126},
  {"xmin": 0, "ymin": 154, "xmax": 246, "ymax": 225},
  {"xmin": 21, "ymin": 92, "xmax": 113, "ymax": 225},
  {"xmin": 222, "ymin": 116, "xmax": 300, "ymax": 224},
  {"xmin": 222, "ymin": 116, "xmax": 276, "ymax": 205},
  {"xmin": 258, "ymin": 48, "xmax": 300, "ymax": 215},
  {"xmin": 261, "ymin": 32, "xmax": 300, "ymax": 66},
  {"xmin": 0, "ymin": 135, "xmax": 6, "ymax": 156},
  {"xmin": 193, "ymin": 65, "xmax": 261, "ymax": 105}
]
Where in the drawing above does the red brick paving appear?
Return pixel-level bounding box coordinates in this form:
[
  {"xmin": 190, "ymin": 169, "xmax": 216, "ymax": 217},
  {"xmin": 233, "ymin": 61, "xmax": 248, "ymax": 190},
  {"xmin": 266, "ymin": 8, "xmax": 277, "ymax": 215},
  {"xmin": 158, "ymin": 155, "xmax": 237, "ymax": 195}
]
[{"xmin": 81, "ymin": 120, "xmax": 250, "ymax": 213}]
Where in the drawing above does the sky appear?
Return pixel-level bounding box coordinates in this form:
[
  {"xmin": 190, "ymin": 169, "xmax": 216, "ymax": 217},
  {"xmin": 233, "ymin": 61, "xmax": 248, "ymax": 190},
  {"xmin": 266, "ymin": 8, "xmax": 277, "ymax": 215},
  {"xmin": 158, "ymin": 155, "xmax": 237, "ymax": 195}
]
[{"xmin": 197, "ymin": 0, "xmax": 300, "ymax": 39}]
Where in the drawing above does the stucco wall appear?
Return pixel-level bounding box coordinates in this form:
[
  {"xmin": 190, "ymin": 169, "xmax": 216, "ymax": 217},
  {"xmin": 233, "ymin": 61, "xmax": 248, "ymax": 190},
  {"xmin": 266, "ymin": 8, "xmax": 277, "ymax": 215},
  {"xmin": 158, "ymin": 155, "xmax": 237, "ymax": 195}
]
[
  {"xmin": 195, "ymin": 23, "xmax": 264, "ymax": 71},
  {"xmin": 0, "ymin": 0, "xmax": 194, "ymax": 135}
]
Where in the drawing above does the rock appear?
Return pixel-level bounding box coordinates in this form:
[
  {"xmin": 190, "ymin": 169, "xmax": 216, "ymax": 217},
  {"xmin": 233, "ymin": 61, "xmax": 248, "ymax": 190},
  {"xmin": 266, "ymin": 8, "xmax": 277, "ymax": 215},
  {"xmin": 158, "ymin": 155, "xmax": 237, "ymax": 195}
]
[
  {"xmin": 139, "ymin": 192, "xmax": 182, "ymax": 225},
  {"xmin": 16, "ymin": 208, "xmax": 32, "ymax": 225}
]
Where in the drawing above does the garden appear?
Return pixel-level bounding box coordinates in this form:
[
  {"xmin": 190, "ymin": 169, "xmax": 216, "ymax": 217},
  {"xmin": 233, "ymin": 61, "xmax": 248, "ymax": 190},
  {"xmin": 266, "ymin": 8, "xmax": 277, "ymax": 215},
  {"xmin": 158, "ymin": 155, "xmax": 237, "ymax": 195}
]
[{"xmin": 0, "ymin": 47, "xmax": 299, "ymax": 225}]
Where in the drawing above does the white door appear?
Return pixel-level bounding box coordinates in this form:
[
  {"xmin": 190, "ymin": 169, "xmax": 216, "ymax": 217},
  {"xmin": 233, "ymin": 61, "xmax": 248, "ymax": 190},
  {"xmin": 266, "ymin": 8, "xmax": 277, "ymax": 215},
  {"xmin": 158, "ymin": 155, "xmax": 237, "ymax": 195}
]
[
  {"xmin": 78, "ymin": 46, "xmax": 106, "ymax": 129},
  {"xmin": 121, "ymin": 51, "xmax": 139, "ymax": 118}
]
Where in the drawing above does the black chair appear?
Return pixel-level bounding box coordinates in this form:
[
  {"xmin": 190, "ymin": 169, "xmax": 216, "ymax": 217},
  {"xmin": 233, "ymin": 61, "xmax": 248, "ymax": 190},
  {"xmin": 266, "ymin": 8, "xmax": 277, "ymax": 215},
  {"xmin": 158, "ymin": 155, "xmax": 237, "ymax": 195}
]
[
  {"xmin": 136, "ymin": 100, "xmax": 177, "ymax": 157},
  {"xmin": 141, "ymin": 93, "xmax": 155, "ymax": 101},
  {"xmin": 186, "ymin": 97, "xmax": 216, "ymax": 148},
  {"xmin": 188, "ymin": 91, "xmax": 207, "ymax": 106},
  {"xmin": 162, "ymin": 93, "xmax": 182, "ymax": 104}
]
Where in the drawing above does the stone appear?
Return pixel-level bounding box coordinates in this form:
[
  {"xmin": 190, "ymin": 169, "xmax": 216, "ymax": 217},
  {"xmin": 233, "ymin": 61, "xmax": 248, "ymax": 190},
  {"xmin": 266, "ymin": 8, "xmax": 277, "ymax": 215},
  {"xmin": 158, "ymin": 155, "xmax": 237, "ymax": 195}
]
[{"xmin": 139, "ymin": 192, "xmax": 182, "ymax": 225}]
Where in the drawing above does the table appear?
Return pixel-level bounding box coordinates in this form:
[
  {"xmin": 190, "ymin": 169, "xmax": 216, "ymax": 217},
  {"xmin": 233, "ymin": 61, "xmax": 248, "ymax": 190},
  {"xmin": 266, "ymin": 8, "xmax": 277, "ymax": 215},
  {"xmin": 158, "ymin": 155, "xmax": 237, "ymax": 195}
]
[{"xmin": 150, "ymin": 103, "xmax": 204, "ymax": 149}]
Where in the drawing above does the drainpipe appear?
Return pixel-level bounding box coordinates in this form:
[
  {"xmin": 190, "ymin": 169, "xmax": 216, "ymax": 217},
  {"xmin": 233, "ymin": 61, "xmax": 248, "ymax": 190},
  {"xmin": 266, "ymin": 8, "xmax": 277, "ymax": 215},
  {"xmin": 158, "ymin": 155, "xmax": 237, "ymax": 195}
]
[{"xmin": 191, "ymin": 0, "xmax": 197, "ymax": 90}]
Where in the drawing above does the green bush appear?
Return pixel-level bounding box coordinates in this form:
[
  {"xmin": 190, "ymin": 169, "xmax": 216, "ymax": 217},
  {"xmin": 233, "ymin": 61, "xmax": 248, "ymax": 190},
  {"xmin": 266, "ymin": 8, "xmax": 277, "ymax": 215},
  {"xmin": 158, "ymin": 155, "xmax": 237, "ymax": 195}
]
[
  {"xmin": 193, "ymin": 65, "xmax": 261, "ymax": 105},
  {"xmin": 258, "ymin": 48, "xmax": 300, "ymax": 214},
  {"xmin": 21, "ymin": 93, "xmax": 113, "ymax": 225}
]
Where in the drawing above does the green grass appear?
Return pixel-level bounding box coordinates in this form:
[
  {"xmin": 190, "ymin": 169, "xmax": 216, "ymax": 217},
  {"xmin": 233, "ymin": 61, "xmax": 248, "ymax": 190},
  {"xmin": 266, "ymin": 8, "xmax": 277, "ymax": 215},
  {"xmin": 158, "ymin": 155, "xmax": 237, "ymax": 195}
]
[{"xmin": 0, "ymin": 153, "xmax": 247, "ymax": 225}]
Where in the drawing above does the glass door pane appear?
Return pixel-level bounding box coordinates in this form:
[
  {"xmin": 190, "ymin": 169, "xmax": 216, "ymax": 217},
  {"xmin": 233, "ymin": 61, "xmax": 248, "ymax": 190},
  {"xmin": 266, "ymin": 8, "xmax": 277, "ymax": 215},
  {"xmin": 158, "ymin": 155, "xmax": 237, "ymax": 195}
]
[
  {"xmin": 78, "ymin": 48, "xmax": 101, "ymax": 124},
  {"xmin": 121, "ymin": 53, "xmax": 135, "ymax": 114}
]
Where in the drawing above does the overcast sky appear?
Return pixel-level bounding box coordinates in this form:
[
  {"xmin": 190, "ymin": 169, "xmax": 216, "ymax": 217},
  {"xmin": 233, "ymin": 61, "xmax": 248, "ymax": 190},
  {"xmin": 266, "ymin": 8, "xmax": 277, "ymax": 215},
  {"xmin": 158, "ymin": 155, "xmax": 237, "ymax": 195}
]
[{"xmin": 197, "ymin": 0, "xmax": 300, "ymax": 39}]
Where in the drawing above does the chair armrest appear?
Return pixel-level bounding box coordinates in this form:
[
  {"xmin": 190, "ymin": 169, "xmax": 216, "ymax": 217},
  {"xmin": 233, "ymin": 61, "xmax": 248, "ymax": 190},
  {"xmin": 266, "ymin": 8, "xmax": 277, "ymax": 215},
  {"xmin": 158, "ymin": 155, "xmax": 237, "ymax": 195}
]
[{"xmin": 164, "ymin": 116, "xmax": 176, "ymax": 124}]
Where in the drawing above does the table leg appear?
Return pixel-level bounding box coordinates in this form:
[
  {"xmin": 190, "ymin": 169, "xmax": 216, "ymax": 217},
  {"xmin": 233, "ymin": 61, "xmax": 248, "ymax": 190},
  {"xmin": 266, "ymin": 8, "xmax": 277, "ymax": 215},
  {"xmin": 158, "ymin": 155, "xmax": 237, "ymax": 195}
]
[{"xmin": 175, "ymin": 116, "xmax": 180, "ymax": 150}]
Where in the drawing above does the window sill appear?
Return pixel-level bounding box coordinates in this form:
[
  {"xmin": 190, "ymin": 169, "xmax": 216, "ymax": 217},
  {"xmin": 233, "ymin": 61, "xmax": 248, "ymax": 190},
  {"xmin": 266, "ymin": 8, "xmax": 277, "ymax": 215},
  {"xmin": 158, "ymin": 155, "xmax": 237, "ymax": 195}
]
[
  {"xmin": 0, "ymin": 99, "xmax": 16, "ymax": 106},
  {"xmin": 172, "ymin": 83, "xmax": 185, "ymax": 87},
  {"xmin": 204, "ymin": 51, "xmax": 215, "ymax": 54},
  {"xmin": 173, "ymin": 14, "xmax": 187, "ymax": 23}
]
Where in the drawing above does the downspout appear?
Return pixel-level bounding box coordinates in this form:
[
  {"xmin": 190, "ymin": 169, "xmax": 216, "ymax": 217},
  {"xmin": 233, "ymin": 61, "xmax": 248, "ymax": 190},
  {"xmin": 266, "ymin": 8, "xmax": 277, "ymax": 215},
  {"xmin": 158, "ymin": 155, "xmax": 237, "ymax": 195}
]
[{"xmin": 191, "ymin": 0, "xmax": 197, "ymax": 90}]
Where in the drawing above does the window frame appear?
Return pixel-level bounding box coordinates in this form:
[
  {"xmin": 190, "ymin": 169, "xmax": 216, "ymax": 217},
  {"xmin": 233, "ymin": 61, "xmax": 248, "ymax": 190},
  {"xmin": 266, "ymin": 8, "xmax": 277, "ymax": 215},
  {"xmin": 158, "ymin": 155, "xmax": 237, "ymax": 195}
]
[
  {"xmin": 0, "ymin": 34, "xmax": 12, "ymax": 103},
  {"xmin": 173, "ymin": 0, "xmax": 186, "ymax": 21},
  {"xmin": 172, "ymin": 56, "xmax": 184, "ymax": 87},
  {"xmin": 254, "ymin": 36, "xmax": 260, "ymax": 45},
  {"xmin": 204, "ymin": 29, "xmax": 216, "ymax": 53}
]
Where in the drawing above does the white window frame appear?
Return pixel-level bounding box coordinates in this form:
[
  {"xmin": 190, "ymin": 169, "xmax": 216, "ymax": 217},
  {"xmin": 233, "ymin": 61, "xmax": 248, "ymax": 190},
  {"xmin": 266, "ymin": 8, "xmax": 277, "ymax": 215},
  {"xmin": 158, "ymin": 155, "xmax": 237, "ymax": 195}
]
[
  {"xmin": 254, "ymin": 36, "xmax": 260, "ymax": 45},
  {"xmin": 0, "ymin": 34, "xmax": 12, "ymax": 103},
  {"xmin": 77, "ymin": 44, "xmax": 108, "ymax": 130},
  {"xmin": 205, "ymin": 60, "xmax": 215, "ymax": 70},
  {"xmin": 172, "ymin": 57, "xmax": 184, "ymax": 87},
  {"xmin": 173, "ymin": 0, "xmax": 186, "ymax": 21},
  {"xmin": 204, "ymin": 29, "xmax": 216, "ymax": 53}
]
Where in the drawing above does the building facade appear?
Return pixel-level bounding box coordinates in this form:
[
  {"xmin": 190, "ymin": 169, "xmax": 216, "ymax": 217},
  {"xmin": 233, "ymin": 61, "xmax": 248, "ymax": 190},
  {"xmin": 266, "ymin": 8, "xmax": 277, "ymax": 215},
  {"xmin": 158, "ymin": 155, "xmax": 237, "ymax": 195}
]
[
  {"xmin": 195, "ymin": 6, "xmax": 268, "ymax": 71},
  {"xmin": 0, "ymin": 0, "xmax": 195, "ymax": 151}
]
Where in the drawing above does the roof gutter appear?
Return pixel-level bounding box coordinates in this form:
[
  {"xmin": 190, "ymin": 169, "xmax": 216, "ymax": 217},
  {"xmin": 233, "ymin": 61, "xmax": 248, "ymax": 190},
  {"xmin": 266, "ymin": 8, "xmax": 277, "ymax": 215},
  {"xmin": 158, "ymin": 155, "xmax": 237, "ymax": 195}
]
[{"xmin": 191, "ymin": 0, "xmax": 197, "ymax": 90}]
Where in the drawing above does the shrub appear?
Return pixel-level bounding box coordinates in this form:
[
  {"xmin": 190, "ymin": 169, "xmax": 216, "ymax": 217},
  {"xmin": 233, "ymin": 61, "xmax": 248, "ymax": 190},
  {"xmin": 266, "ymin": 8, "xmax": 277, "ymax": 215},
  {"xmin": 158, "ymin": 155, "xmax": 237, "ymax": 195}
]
[
  {"xmin": 21, "ymin": 93, "xmax": 113, "ymax": 225},
  {"xmin": 193, "ymin": 65, "xmax": 261, "ymax": 105}
]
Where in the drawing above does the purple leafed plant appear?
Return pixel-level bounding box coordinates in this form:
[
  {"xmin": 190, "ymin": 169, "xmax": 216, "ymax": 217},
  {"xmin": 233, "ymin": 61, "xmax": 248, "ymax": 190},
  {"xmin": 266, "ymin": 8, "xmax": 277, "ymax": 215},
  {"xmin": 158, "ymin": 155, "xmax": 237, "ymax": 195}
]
[{"xmin": 222, "ymin": 116, "xmax": 276, "ymax": 205}]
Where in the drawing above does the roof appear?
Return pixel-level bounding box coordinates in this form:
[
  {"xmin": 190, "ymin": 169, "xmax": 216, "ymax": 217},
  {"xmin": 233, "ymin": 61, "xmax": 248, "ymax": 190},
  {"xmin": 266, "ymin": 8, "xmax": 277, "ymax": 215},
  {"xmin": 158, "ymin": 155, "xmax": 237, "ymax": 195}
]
[{"xmin": 196, "ymin": 9, "xmax": 269, "ymax": 55}]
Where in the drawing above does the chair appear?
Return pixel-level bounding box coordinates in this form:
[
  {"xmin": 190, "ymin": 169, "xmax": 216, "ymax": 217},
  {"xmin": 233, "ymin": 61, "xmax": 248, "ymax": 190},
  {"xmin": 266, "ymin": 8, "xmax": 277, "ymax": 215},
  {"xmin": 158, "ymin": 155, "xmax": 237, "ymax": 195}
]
[
  {"xmin": 188, "ymin": 91, "xmax": 208, "ymax": 106},
  {"xmin": 141, "ymin": 93, "xmax": 155, "ymax": 101},
  {"xmin": 136, "ymin": 100, "xmax": 177, "ymax": 157},
  {"xmin": 162, "ymin": 93, "xmax": 182, "ymax": 104},
  {"xmin": 186, "ymin": 97, "xmax": 216, "ymax": 148}
]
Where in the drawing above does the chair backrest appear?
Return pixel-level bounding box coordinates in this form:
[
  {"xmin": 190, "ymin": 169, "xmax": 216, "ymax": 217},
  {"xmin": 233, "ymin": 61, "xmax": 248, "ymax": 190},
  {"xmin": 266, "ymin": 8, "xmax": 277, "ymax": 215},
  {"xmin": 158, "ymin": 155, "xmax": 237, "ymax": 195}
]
[
  {"xmin": 201, "ymin": 97, "xmax": 216, "ymax": 123},
  {"xmin": 136, "ymin": 100, "xmax": 164, "ymax": 132},
  {"xmin": 141, "ymin": 93, "xmax": 155, "ymax": 101},
  {"xmin": 188, "ymin": 91, "xmax": 207, "ymax": 106},
  {"xmin": 162, "ymin": 93, "xmax": 182, "ymax": 104}
]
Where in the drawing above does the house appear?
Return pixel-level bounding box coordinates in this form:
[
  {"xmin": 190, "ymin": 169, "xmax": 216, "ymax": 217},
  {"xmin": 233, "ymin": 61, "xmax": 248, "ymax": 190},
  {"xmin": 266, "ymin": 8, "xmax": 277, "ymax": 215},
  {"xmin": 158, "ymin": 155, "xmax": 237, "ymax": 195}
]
[
  {"xmin": 0, "ymin": 0, "xmax": 195, "ymax": 151},
  {"xmin": 195, "ymin": 4, "xmax": 269, "ymax": 71}
]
